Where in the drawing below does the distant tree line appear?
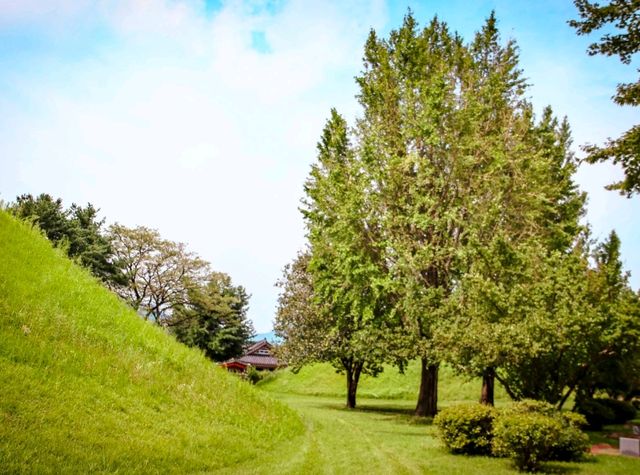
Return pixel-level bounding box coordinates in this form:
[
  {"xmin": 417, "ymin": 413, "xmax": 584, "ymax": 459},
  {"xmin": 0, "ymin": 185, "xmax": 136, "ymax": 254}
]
[
  {"xmin": 8, "ymin": 193, "xmax": 254, "ymax": 362},
  {"xmin": 275, "ymin": 12, "xmax": 640, "ymax": 415}
]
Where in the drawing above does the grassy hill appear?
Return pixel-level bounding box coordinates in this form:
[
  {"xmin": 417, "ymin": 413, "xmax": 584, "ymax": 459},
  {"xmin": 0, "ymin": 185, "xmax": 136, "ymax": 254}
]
[
  {"xmin": 259, "ymin": 362, "xmax": 508, "ymax": 405},
  {"xmin": 0, "ymin": 211, "xmax": 303, "ymax": 472}
]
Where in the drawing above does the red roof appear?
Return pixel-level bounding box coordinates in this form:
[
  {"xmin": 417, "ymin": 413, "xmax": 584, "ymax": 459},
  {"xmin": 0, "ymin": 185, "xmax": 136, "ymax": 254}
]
[
  {"xmin": 236, "ymin": 354, "xmax": 279, "ymax": 369},
  {"xmin": 220, "ymin": 339, "xmax": 281, "ymax": 371}
]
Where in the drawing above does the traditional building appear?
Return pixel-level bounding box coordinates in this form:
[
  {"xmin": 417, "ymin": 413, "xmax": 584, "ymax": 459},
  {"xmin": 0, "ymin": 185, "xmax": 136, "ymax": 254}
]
[{"xmin": 220, "ymin": 339, "xmax": 280, "ymax": 372}]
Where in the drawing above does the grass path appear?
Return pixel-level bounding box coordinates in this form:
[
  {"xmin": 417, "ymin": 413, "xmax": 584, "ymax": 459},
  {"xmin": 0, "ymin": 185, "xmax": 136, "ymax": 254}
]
[{"xmin": 229, "ymin": 393, "xmax": 640, "ymax": 475}]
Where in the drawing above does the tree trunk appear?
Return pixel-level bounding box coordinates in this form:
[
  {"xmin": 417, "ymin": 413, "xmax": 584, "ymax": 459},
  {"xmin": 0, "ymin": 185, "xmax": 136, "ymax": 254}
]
[
  {"xmin": 346, "ymin": 362, "xmax": 363, "ymax": 409},
  {"xmin": 415, "ymin": 359, "xmax": 438, "ymax": 417},
  {"xmin": 480, "ymin": 367, "xmax": 495, "ymax": 406}
]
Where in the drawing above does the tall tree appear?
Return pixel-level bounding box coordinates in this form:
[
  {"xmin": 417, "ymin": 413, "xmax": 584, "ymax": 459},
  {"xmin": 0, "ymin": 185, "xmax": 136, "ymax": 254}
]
[
  {"xmin": 355, "ymin": 14, "xmax": 472, "ymax": 417},
  {"xmin": 570, "ymin": 0, "xmax": 640, "ymax": 196},
  {"xmin": 298, "ymin": 110, "xmax": 395, "ymax": 409},
  {"xmin": 108, "ymin": 224, "xmax": 209, "ymax": 325},
  {"xmin": 444, "ymin": 103, "xmax": 587, "ymax": 406},
  {"xmin": 171, "ymin": 272, "xmax": 254, "ymax": 362},
  {"xmin": 353, "ymin": 12, "xmax": 552, "ymax": 416}
]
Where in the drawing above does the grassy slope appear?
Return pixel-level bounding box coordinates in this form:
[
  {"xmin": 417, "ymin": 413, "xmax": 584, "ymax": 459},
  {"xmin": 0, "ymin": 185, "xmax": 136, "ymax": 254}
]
[
  {"xmin": 259, "ymin": 361, "xmax": 509, "ymax": 405},
  {"xmin": 0, "ymin": 211, "xmax": 303, "ymax": 473}
]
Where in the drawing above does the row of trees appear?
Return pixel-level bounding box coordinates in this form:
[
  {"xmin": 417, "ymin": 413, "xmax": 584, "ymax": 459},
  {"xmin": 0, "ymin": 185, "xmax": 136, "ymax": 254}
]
[
  {"xmin": 275, "ymin": 12, "xmax": 640, "ymax": 415},
  {"xmin": 8, "ymin": 193, "xmax": 254, "ymax": 362}
]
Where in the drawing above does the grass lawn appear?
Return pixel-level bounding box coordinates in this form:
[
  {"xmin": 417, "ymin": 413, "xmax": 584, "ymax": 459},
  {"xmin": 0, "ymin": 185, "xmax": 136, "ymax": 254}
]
[{"xmin": 242, "ymin": 393, "xmax": 640, "ymax": 475}]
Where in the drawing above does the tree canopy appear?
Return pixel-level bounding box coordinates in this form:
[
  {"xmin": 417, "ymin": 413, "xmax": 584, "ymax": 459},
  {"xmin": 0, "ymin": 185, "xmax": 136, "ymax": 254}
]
[
  {"xmin": 280, "ymin": 10, "xmax": 639, "ymax": 417},
  {"xmin": 171, "ymin": 272, "xmax": 254, "ymax": 362},
  {"xmin": 570, "ymin": 0, "xmax": 640, "ymax": 196}
]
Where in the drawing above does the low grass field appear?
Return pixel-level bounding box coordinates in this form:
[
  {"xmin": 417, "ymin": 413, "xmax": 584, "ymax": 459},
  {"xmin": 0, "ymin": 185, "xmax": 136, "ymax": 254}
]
[{"xmin": 258, "ymin": 367, "xmax": 640, "ymax": 474}]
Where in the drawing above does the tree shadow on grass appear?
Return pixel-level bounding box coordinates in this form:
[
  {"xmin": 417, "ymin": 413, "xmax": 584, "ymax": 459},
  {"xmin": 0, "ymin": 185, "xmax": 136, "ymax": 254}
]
[
  {"xmin": 308, "ymin": 400, "xmax": 434, "ymax": 425},
  {"xmin": 353, "ymin": 404, "xmax": 435, "ymax": 425}
]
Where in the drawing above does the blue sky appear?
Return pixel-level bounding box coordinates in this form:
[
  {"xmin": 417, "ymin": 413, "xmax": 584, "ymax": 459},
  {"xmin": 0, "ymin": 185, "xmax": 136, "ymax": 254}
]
[{"xmin": 0, "ymin": 0, "xmax": 638, "ymax": 332}]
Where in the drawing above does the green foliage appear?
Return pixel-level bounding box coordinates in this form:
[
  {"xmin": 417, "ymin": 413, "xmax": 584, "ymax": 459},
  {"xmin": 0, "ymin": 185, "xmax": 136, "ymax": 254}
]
[
  {"xmin": 433, "ymin": 399, "xmax": 589, "ymax": 469},
  {"xmin": 108, "ymin": 223, "xmax": 210, "ymax": 324},
  {"xmin": 171, "ymin": 272, "xmax": 254, "ymax": 361},
  {"xmin": 501, "ymin": 400, "xmax": 589, "ymax": 463},
  {"xmin": 493, "ymin": 403, "xmax": 589, "ymax": 472},
  {"xmin": 246, "ymin": 365, "xmax": 263, "ymax": 385},
  {"xmin": 575, "ymin": 398, "xmax": 616, "ymax": 430},
  {"xmin": 294, "ymin": 109, "xmax": 395, "ymax": 408},
  {"xmin": 453, "ymin": 230, "xmax": 640, "ymax": 409},
  {"xmin": 570, "ymin": 0, "xmax": 640, "ymax": 196},
  {"xmin": 8, "ymin": 193, "xmax": 121, "ymax": 284},
  {"xmin": 598, "ymin": 398, "xmax": 638, "ymax": 424},
  {"xmin": 0, "ymin": 211, "xmax": 303, "ymax": 472},
  {"xmin": 493, "ymin": 413, "xmax": 561, "ymax": 471},
  {"xmin": 576, "ymin": 398, "xmax": 637, "ymax": 428},
  {"xmin": 434, "ymin": 404, "xmax": 496, "ymax": 455}
]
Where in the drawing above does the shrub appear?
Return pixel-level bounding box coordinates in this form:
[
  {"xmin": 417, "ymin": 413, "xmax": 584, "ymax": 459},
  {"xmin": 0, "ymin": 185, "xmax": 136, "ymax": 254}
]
[
  {"xmin": 493, "ymin": 412, "xmax": 561, "ymax": 472},
  {"xmin": 245, "ymin": 365, "xmax": 263, "ymax": 385},
  {"xmin": 493, "ymin": 401, "xmax": 589, "ymax": 471},
  {"xmin": 434, "ymin": 404, "xmax": 496, "ymax": 455},
  {"xmin": 575, "ymin": 398, "xmax": 616, "ymax": 429},
  {"xmin": 598, "ymin": 398, "xmax": 637, "ymax": 424}
]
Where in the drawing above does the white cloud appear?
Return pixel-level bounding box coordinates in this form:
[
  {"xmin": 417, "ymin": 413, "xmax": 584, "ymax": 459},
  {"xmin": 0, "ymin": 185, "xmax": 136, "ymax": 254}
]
[{"xmin": 0, "ymin": 0, "xmax": 387, "ymax": 331}]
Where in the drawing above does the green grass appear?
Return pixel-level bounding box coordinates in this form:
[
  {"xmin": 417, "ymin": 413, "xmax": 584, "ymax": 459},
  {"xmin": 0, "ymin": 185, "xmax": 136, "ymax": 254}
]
[
  {"xmin": 245, "ymin": 394, "xmax": 640, "ymax": 474},
  {"xmin": 257, "ymin": 362, "xmax": 640, "ymax": 473},
  {"xmin": 259, "ymin": 361, "xmax": 509, "ymax": 405},
  {"xmin": 0, "ymin": 211, "xmax": 304, "ymax": 472}
]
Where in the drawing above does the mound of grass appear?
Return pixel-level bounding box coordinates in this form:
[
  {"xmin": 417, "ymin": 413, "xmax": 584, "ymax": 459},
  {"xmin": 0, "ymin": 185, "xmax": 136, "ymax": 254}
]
[
  {"xmin": 0, "ymin": 211, "xmax": 303, "ymax": 472},
  {"xmin": 259, "ymin": 361, "xmax": 508, "ymax": 405}
]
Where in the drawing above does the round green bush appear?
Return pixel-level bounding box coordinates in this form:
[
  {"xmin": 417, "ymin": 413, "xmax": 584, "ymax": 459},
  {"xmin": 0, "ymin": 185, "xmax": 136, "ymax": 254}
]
[
  {"xmin": 598, "ymin": 398, "xmax": 637, "ymax": 424},
  {"xmin": 434, "ymin": 404, "xmax": 496, "ymax": 455},
  {"xmin": 493, "ymin": 401, "xmax": 589, "ymax": 471},
  {"xmin": 575, "ymin": 398, "xmax": 616, "ymax": 430},
  {"xmin": 493, "ymin": 412, "xmax": 560, "ymax": 472}
]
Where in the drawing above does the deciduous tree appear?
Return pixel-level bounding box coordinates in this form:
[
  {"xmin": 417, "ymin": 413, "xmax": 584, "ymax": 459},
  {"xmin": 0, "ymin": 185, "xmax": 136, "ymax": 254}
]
[
  {"xmin": 294, "ymin": 110, "xmax": 395, "ymax": 409},
  {"xmin": 108, "ymin": 224, "xmax": 209, "ymax": 325},
  {"xmin": 171, "ymin": 272, "xmax": 254, "ymax": 361}
]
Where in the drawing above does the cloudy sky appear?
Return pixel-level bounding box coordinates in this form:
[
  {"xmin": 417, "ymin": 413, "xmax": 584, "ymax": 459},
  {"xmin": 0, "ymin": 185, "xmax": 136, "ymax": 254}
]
[{"xmin": 1, "ymin": 0, "xmax": 638, "ymax": 332}]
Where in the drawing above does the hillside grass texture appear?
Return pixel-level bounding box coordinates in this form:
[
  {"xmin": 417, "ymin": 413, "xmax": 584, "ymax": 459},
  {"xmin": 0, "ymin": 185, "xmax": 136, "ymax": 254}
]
[{"xmin": 0, "ymin": 211, "xmax": 303, "ymax": 473}]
